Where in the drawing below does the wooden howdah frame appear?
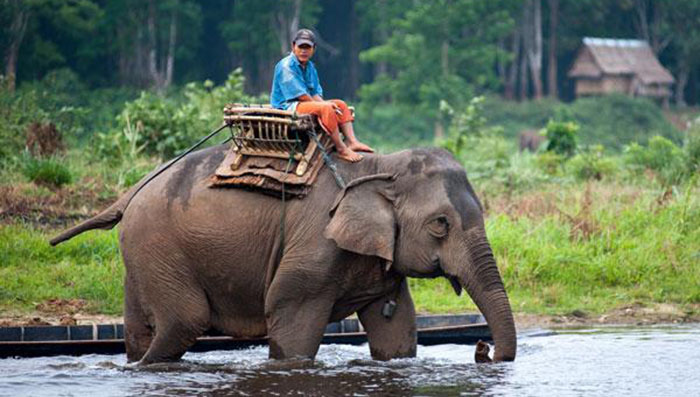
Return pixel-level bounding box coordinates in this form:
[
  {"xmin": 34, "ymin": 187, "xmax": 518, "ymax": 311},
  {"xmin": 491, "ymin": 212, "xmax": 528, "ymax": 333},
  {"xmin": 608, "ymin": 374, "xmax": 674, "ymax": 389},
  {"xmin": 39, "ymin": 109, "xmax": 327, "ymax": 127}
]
[{"xmin": 210, "ymin": 103, "xmax": 334, "ymax": 198}]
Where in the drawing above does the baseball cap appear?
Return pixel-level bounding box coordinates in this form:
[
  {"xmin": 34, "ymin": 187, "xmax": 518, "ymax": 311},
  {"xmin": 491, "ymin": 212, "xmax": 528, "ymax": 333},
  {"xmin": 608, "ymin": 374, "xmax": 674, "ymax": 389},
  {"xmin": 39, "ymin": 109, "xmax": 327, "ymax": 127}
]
[{"xmin": 293, "ymin": 29, "xmax": 316, "ymax": 47}]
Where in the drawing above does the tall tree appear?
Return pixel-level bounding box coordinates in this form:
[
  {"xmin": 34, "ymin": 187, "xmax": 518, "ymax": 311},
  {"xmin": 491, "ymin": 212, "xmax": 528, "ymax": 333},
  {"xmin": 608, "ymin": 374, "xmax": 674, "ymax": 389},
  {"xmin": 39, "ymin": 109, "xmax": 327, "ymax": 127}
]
[
  {"xmin": 546, "ymin": 0, "xmax": 558, "ymax": 98},
  {"xmin": 104, "ymin": 0, "xmax": 200, "ymax": 90},
  {"xmin": 1, "ymin": 0, "xmax": 30, "ymax": 92},
  {"xmin": 632, "ymin": 0, "xmax": 671, "ymax": 54},
  {"xmin": 219, "ymin": 0, "xmax": 319, "ymax": 94},
  {"xmin": 2, "ymin": 0, "xmax": 100, "ymax": 90},
  {"xmin": 665, "ymin": 0, "xmax": 700, "ymax": 106},
  {"xmin": 523, "ymin": 0, "xmax": 543, "ymax": 99},
  {"xmin": 359, "ymin": 0, "xmax": 516, "ymax": 136}
]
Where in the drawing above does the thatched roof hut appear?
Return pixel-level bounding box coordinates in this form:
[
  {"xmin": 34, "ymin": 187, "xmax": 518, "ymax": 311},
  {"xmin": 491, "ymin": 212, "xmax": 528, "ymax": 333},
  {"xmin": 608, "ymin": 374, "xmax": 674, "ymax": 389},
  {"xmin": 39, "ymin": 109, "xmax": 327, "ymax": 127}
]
[{"xmin": 568, "ymin": 38, "xmax": 674, "ymax": 102}]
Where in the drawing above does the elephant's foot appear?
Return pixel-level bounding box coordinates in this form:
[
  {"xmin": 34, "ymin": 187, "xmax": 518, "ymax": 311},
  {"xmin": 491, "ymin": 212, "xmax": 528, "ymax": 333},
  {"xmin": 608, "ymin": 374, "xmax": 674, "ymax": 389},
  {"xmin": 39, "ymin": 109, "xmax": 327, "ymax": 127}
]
[
  {"xmin": 138, "ymin": 324, "xmax": 203, "ymax": 365},
  {"xmin": 259, "ymin": 357, "xmax": 316, "ymax": 371}
]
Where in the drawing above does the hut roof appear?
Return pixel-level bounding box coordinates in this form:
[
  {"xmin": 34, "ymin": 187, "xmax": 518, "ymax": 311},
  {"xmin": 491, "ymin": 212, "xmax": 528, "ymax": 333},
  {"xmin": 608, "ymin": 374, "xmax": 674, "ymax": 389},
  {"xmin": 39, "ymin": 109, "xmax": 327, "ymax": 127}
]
[{"xmin": 568, "ymin": 37, "xmax": 674, "ymax": 84}]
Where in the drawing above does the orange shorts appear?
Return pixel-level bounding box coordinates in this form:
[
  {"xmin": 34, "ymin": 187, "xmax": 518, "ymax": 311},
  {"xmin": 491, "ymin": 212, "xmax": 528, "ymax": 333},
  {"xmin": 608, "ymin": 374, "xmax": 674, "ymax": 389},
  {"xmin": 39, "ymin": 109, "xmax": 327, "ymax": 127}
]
[{"xmin": 296, "ymin": 99, "xmax": 354, "ymax": 134}]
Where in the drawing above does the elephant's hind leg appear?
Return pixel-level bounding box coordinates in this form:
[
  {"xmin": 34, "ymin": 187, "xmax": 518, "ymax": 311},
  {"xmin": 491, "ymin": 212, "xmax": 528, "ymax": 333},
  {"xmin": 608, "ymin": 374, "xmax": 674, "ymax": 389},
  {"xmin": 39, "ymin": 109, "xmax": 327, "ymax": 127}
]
[
  {"xmin": 124, "ymin": 274, "xmax": 153, "ymax": 362},
  {"xmin": 138, "ymin": 286, "xmax": 211, "ymax": 365}
]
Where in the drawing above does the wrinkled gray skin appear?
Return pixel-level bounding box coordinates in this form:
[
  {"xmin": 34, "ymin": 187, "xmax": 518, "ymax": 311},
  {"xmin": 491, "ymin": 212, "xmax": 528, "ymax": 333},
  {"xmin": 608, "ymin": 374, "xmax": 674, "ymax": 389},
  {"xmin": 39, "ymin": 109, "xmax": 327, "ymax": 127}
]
[{"xmin": 51, "ymin": 146, "xmax": 516, "ymax": 365}]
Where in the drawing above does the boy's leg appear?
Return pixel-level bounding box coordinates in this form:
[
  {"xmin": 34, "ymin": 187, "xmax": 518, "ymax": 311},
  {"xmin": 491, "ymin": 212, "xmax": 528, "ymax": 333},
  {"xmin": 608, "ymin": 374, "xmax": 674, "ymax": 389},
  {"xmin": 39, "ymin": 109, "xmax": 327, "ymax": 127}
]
[
  {"xmin": 330, "ymin": 100, "xmax": 374, "ymax": 153},
  {"xmin": 296, "ymin": 101, "xmax": 363, "ymax": 162}
]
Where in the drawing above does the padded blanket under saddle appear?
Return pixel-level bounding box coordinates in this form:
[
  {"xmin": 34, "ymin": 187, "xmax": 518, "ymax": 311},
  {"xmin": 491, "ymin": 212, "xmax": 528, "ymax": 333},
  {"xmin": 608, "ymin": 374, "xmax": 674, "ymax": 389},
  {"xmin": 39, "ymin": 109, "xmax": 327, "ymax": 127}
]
[{"xmin": 210, "ymin": 104, "xmax": 333, "ymax": 198}]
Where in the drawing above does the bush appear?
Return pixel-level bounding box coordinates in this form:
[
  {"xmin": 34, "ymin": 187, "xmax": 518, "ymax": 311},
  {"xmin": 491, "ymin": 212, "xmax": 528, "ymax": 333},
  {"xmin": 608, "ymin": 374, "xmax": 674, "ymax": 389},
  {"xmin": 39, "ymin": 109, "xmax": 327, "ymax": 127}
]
[
  {"xmin": 625, "ymin": 136, "xmax": 687, "ymax": 185},
  {"xmin": 111, "ymin": 69, "xmax": 258, "ymax": 159},
  {"xmin": 482, "ymin": 95, "xmax": 680, "ymax": 150},
  {"xmin": 569, "ymin": 94, "xmax": 680, "ymax": 149},
  {"xmin": 19, "ymin": 153, "xmax": 73, "ymax": 187},
  {"xmin": 535, "ymin": 151, "xmax": 565, "ymax": 176},
  {"xmin": 543, "ymin": 120, "xmax": 578, "ymax": 157},
  {"xmin": 567, "ymin": 145, "xmax": 617, "ymax": 181},
  {"xmin": 439, "ymin": 97, "xmax": 490, "ymax": 157},
  {"xmin": 684, "ymin": 118, "xmax": 700, "ymax": 174}
]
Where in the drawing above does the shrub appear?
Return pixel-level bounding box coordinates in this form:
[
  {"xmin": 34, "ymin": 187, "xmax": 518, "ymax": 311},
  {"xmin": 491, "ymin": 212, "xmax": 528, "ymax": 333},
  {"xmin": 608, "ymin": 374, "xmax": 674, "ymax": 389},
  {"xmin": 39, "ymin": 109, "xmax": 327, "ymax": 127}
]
[
  {"xmin": 535, "ymin": 151, "xmax": 565, "ymax": 175},
  {"xmin": 625, "ymin": 136, "xmax": 687, "ymax": 185},
  {"xmin": 543, "ymin": 120, "xmax": 578, "ymax": 157},
  {"xmin": 439, "ymin": 96, "xmax": 490, "ymax": 157},
  {"xmin": 19, "ymin": 153, "xmax": 73, "ymax": 188},
  {"xmin": 112, "ymin": 69, "xmax": 258, "ymax": 159},
  {"xmin": 481, "ymin": 95, "xmax": 680, "ymax": 150},
  {"xmin": 567, "ymin": 145, "xmax": 617, "ymax": 181},
  {"xmin": 684, "ymin": 118, "xmax": 700, "ymax": 174}
]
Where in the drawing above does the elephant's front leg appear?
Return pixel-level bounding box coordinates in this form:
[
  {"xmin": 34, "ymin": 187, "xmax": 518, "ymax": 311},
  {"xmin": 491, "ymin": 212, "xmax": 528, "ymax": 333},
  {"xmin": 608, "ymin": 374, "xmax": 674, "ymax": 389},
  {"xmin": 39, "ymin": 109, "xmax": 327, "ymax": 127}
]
[
  {"xmin": 358, "ymin": 278, "xmax": 417, "ymax": 360},
  {"xmin": 264, "ymin": 269, "xmax": 335, "ymax": 360}
]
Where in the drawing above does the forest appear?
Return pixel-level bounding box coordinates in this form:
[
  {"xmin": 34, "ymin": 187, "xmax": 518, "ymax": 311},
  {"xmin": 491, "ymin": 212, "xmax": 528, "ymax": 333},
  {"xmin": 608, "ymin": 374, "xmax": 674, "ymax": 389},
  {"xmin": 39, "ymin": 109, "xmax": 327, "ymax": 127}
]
[{"xmin": 1, "ymin": 0, "xmax": 699, "ymax": 323}]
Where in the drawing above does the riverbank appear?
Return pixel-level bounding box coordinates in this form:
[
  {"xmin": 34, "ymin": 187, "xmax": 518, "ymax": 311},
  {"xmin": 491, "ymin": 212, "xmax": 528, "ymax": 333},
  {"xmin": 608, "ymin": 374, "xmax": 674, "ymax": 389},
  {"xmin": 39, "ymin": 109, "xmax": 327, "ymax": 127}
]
[{"xmin": 2, "ymin": 302, "xmax": 698, "ymax": 330}]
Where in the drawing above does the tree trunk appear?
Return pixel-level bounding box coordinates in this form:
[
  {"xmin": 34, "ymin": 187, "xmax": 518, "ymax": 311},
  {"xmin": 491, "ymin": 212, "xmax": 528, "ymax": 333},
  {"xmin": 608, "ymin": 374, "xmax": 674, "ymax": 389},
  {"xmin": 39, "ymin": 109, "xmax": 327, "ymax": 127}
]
[
  {"xmin": 146, "ymin": 0, "xmax": 178, "ymax": 92},
  {"xmin": 547, "ymin": 0, "xmax": 558, "ymax": 98},
  {"xmin": 505, "ymin": 27, "xmax": 521, "ymax": 100},
  {"xmin": 3, "ymin": 3, "xmax": 30, "ymax": 93},
  {"xmin": 441, "ymin": 40, "xmax": 449, "ymax": 77},
  {"xmin": 374, "ymin": 0, "xmax": 388, "ymax": 78},
  {"xmin": 348, "ymin": 0, "xmax": 360, "ymax": 99},
  {"xmin": 518, "ymin": 4, "xmax": 529, "ymax": 101},
  {"xmin": 164, "ymin": 7, "xmax": 177, "ymax": 89},
  {"xmin": 147, "ymin": 0, "xmax": 162, "ymax": 89},
  {"xmin": 675, "ymin": 62, "xmax": 689, "ymax": 108},
  {"xmin": 525, "ymin": 0, "xmax": 543, "ymax": 100},
  {"xmin": 634, "ymin": 0, "xmax": 670, "ymax": 54},
  {"xmin": 274, "ymin": 0, "xmax": 302, "ymax": 54}
]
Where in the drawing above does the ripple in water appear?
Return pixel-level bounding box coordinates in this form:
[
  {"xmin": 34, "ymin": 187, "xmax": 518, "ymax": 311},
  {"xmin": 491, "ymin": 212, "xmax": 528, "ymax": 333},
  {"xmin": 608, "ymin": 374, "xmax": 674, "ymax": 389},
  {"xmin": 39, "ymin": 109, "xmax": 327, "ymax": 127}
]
[{"xmin": 0, "ymin": 325, "xmax": 699, "ymax": 396}]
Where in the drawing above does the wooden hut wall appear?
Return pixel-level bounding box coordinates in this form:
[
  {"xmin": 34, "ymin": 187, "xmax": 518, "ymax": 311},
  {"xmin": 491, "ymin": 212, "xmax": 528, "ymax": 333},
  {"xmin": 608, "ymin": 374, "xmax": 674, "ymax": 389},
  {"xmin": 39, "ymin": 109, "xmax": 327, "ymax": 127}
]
[
  {"xmin": 601, "ymin": 75, "xmax": 632, "ymax": 94},
  {"xmin": 575, "ymin": 79, "xmax": 604, "ymax": 96}
]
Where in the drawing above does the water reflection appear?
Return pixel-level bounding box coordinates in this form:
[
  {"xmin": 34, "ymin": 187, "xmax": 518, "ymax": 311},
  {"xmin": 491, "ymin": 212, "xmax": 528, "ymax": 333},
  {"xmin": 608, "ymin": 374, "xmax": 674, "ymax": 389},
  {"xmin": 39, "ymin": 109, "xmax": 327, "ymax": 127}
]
[{"xmin": 1, "ymin": 325, "xmax": 698, "ymax": 397}]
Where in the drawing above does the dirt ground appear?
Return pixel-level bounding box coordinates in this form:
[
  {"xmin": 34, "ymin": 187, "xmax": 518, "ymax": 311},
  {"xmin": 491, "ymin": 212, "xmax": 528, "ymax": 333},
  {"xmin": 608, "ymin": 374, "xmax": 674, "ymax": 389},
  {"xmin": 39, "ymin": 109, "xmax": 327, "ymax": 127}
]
[{"xmin": 1, "ymin": 302, "xmax": 697, "ymax": 329}]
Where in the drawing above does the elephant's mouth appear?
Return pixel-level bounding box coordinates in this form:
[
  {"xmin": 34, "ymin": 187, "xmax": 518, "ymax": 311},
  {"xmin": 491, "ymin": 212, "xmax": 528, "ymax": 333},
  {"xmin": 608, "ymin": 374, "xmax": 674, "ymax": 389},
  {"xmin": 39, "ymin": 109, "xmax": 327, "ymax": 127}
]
[{"xmin": 433, "ymin": 258, "xmax": 463, "ymax": 296}]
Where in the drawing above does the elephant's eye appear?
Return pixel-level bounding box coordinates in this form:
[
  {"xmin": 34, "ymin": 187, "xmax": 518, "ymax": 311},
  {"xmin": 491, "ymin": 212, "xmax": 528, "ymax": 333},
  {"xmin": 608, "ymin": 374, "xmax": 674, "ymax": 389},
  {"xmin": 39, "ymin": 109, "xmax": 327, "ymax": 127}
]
[{"xmin": 427, "ymin": 216, "xmax": 449, "ymax": 238}]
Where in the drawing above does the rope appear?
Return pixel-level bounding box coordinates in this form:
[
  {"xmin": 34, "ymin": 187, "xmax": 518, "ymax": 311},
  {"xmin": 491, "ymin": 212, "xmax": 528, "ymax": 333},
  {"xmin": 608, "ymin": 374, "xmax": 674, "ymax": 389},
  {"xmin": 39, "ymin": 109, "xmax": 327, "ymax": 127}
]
[
  {"xmin": 124, "ymin": 123, "xmax": 229, "ymax": 209},
  {"xmin": 278, "ymin": 137, "xmax": 302, "ymax": 262},
  {"xmin": 307, "ymin": 126, "xmax": 346, "ymax": 189}
]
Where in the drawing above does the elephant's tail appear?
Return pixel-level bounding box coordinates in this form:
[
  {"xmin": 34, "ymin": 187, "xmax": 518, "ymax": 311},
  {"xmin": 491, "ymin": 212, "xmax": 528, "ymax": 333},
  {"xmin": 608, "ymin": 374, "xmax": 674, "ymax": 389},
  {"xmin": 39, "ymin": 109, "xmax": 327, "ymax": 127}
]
[
  {"xmin": 49, "ymin": 197, "xmax": 128, "ymax": 246},
  {"xmin": 48, "ymin": 175, "xmax": 150, "ymax": 246}
]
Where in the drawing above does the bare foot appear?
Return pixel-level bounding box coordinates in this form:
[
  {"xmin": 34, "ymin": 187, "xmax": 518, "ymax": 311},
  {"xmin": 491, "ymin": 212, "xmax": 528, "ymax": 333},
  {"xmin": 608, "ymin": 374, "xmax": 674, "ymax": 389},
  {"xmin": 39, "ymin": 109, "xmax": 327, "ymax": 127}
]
[
  {"xmin": 347, "ymin": 141, "xmax": 374, "ymax": 153},
  {"xmin": 337, "ymin": 147, "xmax": 363, "ymax": 162}
]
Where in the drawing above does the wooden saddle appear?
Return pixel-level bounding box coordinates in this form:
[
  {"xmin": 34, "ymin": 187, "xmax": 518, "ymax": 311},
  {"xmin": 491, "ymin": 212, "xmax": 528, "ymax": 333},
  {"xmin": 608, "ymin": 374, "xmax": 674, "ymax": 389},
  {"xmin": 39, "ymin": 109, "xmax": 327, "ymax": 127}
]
[{"xmin": 210, "ymin": 103, "xmax": 334, "ymax": 198}]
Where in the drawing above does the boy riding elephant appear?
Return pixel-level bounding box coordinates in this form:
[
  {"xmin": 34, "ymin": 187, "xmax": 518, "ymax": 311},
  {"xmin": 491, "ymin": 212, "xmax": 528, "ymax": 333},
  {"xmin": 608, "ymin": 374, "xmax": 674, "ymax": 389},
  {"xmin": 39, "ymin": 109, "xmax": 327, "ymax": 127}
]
[{"xmin": 271, "ymin": 29, "xmax": 373, "ymax": 162}]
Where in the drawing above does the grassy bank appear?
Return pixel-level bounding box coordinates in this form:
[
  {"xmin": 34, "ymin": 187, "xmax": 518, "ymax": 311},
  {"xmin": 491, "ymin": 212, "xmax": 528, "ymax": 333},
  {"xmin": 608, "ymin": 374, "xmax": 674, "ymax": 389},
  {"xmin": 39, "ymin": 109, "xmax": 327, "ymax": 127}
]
[{"xmin": 2, "ymin": 180, "xmax": 697, "ymax": 319}]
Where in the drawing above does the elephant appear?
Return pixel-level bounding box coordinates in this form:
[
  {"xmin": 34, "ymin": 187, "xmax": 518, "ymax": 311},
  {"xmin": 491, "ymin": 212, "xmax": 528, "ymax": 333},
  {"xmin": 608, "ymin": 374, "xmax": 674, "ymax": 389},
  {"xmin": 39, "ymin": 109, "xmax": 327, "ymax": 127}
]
[
  {"xmin": 519, "ymin": 129, "xmax": 546, "ymax": 152},
  {"xmin": 51, "ymin": 146, "xmax": 517, "ymax": 365}
]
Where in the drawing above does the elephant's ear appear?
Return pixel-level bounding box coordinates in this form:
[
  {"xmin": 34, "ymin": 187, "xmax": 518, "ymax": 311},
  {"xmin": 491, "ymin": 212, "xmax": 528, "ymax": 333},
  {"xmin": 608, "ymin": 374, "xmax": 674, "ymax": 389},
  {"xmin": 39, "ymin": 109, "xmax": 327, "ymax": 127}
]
[{"xmin": 324, "ymin": 174, "xmax": 396, "ymax": 263}]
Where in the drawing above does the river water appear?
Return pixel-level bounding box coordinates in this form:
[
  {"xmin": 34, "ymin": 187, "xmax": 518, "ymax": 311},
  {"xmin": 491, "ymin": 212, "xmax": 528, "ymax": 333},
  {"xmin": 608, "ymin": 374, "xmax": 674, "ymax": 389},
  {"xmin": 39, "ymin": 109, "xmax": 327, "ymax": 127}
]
[{"xmin": 1, "ymin": 324, "xmax": 698, "ymax": 396}]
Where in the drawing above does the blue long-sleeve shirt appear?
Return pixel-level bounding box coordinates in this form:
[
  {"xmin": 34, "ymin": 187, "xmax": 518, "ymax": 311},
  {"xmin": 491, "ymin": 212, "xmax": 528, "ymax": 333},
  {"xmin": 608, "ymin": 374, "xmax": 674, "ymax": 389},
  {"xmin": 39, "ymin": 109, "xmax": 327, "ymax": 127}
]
[{"xmin": 270, "ymin": 53, "xmax": 323, "ymax": 111}]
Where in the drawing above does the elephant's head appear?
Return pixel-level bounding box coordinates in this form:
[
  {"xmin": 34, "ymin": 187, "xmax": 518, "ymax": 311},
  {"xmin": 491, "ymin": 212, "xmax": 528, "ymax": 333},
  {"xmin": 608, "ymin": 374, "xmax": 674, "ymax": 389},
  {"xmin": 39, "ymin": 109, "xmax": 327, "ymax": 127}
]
[{"xmin": 324, "ymin": 148, "xmax": 516, "ymax": 362}]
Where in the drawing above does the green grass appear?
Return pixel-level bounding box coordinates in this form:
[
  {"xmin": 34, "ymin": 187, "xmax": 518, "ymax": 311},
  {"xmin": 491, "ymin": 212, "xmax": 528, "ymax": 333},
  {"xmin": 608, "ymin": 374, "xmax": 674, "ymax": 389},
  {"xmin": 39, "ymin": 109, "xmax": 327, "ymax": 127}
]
[{"xmin": 0, "ymin": 225, "xmax": 124, "ymax": 314}]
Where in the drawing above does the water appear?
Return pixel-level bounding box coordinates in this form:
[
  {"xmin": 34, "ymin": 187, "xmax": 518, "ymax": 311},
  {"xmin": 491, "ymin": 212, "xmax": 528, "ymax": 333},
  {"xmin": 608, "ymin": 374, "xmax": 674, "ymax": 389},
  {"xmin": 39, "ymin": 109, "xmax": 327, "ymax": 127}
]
[{"xmin": 1, "ymin": 325, "xmax": 699, "ymax": 396}]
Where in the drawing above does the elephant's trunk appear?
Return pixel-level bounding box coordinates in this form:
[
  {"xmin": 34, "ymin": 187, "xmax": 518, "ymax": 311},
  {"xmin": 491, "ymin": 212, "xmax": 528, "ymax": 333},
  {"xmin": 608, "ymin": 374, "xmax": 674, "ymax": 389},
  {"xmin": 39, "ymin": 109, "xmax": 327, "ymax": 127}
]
[{"xmin": 458, "ymin": 232, "xmax": 516, "ymax": 362}]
